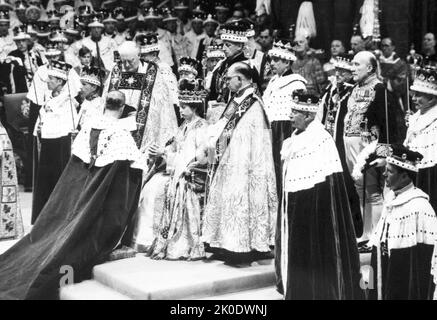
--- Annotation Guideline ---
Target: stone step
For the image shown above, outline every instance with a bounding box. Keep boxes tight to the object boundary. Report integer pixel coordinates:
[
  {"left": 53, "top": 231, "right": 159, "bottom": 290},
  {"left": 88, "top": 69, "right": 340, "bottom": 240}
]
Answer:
[
  {"left": 199, "top": 286, "right": 283, "bottom": 300},
  {"left": 59, "top": 280, "right": 132, "bottom": 300},
  {"left": 92, "top": 255, "right": 276, "bottom": 300}
]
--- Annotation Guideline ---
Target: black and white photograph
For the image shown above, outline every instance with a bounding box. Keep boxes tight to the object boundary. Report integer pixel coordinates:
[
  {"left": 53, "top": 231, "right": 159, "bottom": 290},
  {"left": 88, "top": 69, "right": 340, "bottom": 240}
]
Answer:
[{"left": 0, "top": 0, "right": 436, "bottom": 305}]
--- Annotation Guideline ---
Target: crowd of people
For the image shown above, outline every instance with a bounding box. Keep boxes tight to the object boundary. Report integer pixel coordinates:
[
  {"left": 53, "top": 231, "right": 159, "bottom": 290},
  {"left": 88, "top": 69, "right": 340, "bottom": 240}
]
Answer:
[{"left": 0, "top": 0, "right": 436, "bottom": 300}]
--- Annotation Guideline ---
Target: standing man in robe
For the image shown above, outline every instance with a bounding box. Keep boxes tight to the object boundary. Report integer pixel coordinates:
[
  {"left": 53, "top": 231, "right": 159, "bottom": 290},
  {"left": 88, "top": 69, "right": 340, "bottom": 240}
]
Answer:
[
  {"left": 404, "top": 66, "right": 437, "bottom": 213},
  {"left": 280, "top": 90, "right": 363, "bottom": 300},
  {"left": 32, "top": 60, "right": 78, "bottom": 224},
  {"left": 368, "top": 144, "right": 437, "bottom": 299},
  {"left": 262, "top": 38, "right": 306, "bottom": 294},
  {"left": 202, "top": 62, "right": 277, "bottom": 265}
]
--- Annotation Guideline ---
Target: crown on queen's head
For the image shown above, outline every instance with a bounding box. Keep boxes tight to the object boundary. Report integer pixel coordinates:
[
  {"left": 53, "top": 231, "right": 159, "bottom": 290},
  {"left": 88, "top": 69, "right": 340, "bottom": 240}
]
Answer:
[
  {"left": 178, "top": 78, "right": 206, "bottom": 104},
  {"left": 410, "top": 66, "right": 437, "bottom": 96}
]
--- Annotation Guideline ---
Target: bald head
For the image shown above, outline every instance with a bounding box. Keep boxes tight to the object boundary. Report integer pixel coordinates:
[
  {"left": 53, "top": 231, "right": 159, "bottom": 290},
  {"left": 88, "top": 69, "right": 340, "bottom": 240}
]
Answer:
[{"left": 352, "top": 51, "right": 377, "bottom": 83}]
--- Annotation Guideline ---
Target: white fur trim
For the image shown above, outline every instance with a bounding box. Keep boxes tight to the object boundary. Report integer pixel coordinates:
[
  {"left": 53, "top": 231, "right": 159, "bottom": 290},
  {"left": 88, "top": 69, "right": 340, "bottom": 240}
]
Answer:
[
  {"left": 220, "top": 33, "right": 247, "bottom": 43},
  {"left": 268, "top": 47, "right": 296, "bottom": 61}
]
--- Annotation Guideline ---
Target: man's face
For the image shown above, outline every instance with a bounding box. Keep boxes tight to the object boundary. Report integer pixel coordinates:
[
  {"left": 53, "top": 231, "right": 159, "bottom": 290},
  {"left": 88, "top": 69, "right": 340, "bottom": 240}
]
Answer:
[
  {"left": 49, "top": 20, "right": 60, "bottom": 30},
  {"left": 80, "top": 53, "right": 92, "bottom": 66},
  {"left": 16, "top": 39, "right": 28, "bottom": 52},
  {"left": 270, "top": 56, "right": 289, "bottom": 76},
  {"left": 104, "top": 22, "right": 116, "bottom": 35},
  {"left": 206, "top": 57, "right": 221, "bottom": 70},
  {"left": 47, "top": 75, "right": 62, "bottom": 91},
  {"left": 216, "top": 10, "right": 228, "bottom": 24},
  {"left": 90, "top": 26, "right": 103, "bottom": 39},
  {"left": 191, "top": 20, "right": 203, "bottom": 35},
  {"left": 121, "top": 53, "right": 140, "bottom": 72},
  {"left": 351, "top": 36, "right": 364, "bottom": 54},
  {"left": 0, "top": 22, "right": 9, "bottom": 36},
  {"left": 331, "top": 40, "right": 344, "bottom": 57},
  {"left": 258, "top": 30, "right": 272, "bottom": 50},
  {"left": 352, "top": 54, "right": 370, "bottom": 83},
  {"left": 381, "top": 39, "right": 395, "bottom": 58},
  {"left": 383, "top": 163, "right": 406, "bottom": 190},
  {"left": 204, "top": 23, "right": 217, "bottom": 37},
  {"left": 165, "top": 20, "right": 177, "bottom": 34},
  {"left": 179, "top": 103, "right": 195, "bottom": 120},
  {"left": 80, "top": 81, "right": 98, "bottom": 98},
  {"left": 411, "top": 91, "right": 437, "bottom": 112},
  {"left": 423, "top": 33, "right": 436, "bottom": 51},
  {"left": 293, "top": 35, "right": 309, "bottom": 53},
  {"left": 225, "top": 69, "right": 241, "bottom": 93},
  {"left": 223, "top": 40, "right": 242, "bottom": 58},
  {"left": 289, "top": 109, "right": 309, "bottom": 131},
  {"left": 335, "top": 68, "right": 353, "bottom": 84}
]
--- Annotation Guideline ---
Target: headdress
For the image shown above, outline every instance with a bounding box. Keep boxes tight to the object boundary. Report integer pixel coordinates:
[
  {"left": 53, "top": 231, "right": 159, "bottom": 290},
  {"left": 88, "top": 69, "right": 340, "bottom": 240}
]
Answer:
[
  {"left": 334, "top": 54, "right": 354, "bottom": 71},
  {"left": 203, "top": 13, "right": 218, "bottom": 26},
  {"left": 0, "top": 0, "right": 12, "bottom": 11},
  {"left": 88, "top": 15, "right": 104, "bottom": 28},
  {"left": 206, "top": 42, "right": 225, "bottom": 59},
  {"left": 268, "top": 39, "right": 296, "bottom": 62},
  {"left": 12, "top": 25, "right": 30, "bottom": 41},
  {"left": 174, "top": 0, "right": 188, "bottom": 10},
  {"left": 64, "top": 17, "right": 80, "bottom": 35},
  {"left": 44, "top": 41, "right": 61, "bottom": 57},
  {"left": 410, "top": 66, "right": 437, "bottom": 96},
  {"left": 386, "top": 144, "right": 423, "bottom": 172},
  {"left": 178, "top": 78, "right": 206, "bottom": 104},
  {"left": 0, "top": 10, "right": 9, "bottom": 23},
  {"left": 136, "top": 33, "right": 159, "bottom": 54},
  {"left": 292, "top": 90, "right": 320, "bottom": 113},
  {"left": 48, "top": 60, "right": 72, "bottom": 81},
  {"left": 80, "top": 66, "right": 104, "bottom": 87},
  {"left": 178, "top": 56, "right": 199, "bottom": 76},
  {"left": 49, "top": 28, "right": 67, "bottom": 43},
  {"left": 144, "top": 8, "right": 160, "bottom": 20},
  {"left": 47, "top": 10, "right": 60, "bottom": 22},
  {"left": 162, "top": 8, "right": 177, "bottom": 23},
  {"left": 102, "top": 10, "right": 117, "bottom": 23},
  {"left": 220, "top": 20, "right": 248, "bottom": 43}
]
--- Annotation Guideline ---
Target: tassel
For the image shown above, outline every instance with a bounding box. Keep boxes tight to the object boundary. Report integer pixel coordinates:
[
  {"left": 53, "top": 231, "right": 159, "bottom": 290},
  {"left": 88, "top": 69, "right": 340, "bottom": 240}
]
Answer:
[{"left": 295, "top": 1, "right": 317, "bottom": 39}]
